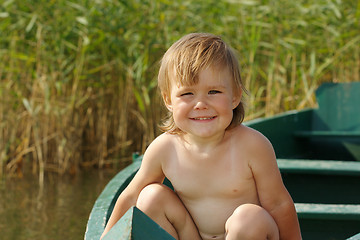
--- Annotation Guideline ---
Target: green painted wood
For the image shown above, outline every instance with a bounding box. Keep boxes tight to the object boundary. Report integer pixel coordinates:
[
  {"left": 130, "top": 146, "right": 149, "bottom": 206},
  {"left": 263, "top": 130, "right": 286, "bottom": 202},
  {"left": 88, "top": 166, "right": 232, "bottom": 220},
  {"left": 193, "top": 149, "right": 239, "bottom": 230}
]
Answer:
[
  {"left": 309, "top": 82, "right": 360, "bottom": 161},
  {"left": 102, "top": 206, "right": 175, "bottom": 240},
  {"left": 294, "top": 131, "right": 360, "bottom": 138},
  {"left": 295, "top": 203, "right": 360, "bottom": 220},
  {"left": 84, "top": 161, "right": 141, "bottom": 240},
  {"left": 295, "top": 203, "right": 360, "bottom": 239},
  {"left": 296, "top": 203, "right": 360, "bottom": 240},
  {"left": 313, "top": 82, "right": 360, "bottom": 132},
  {"left": 247, "top": 82, "right": 360, "bottom": 161},
  {"left": 293, "top": 129, "right": 360, "bottom": 162},
  {"left": 344, "top": 142, "right": 360, "bottom": 162},
  {"left": 278, "top": 159, "right": 360, "bottom": 204},
  {"left": 347, "top": 233, "right": 360, "bottom": 240},
  {"left": 245, "top": 109, "right": 314, "bottom": 158},
  {"left": 277, "top": 159, "right": 360, "bottom": 175},
  {"left": 132, "top": 207, "right": 176, "bottom": 240},
  {"left": 102, "top": 206, "right": 133, "bottom": 240},
  {"left": 299, "top": 217, "right": 360, "bottom": 240},
  {"left": 281, "top": 171, "right": 360, "bottom": 204}
]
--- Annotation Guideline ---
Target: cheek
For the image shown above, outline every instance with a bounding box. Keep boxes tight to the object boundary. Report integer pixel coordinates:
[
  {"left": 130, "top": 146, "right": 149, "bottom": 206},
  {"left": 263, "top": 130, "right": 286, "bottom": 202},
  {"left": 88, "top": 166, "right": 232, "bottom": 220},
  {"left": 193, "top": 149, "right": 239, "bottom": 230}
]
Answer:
[
  {"left": 213, "top": 97, "right": 233, "bottom": 110},
  {"left": 172, "top": 103, "right": 189, "bottom": 120},
  {"left": 170, "top": 99, "right": 184, "bottom": 112},
  {"left": 172, "top": 98, "right": 190, "bottom": 109}
]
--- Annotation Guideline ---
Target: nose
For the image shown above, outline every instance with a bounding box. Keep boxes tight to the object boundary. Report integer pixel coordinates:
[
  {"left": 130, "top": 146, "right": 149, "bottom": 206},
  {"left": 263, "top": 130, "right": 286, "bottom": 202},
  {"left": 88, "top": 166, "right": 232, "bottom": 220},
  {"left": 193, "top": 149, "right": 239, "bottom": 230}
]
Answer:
[{"left": 194, "top": 97, "right": 208, "bottom": 110}]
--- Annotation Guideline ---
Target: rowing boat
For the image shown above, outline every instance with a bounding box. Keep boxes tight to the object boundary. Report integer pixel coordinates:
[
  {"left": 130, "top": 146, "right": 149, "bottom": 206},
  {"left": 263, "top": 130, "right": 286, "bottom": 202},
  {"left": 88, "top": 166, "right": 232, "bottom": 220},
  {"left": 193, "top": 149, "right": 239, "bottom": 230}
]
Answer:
[
  {"left": 85, "top": 82, "right": 360, "bottom": 240},
  {"left": 245, "top": 82, "right": 360, "bottom": 239}
]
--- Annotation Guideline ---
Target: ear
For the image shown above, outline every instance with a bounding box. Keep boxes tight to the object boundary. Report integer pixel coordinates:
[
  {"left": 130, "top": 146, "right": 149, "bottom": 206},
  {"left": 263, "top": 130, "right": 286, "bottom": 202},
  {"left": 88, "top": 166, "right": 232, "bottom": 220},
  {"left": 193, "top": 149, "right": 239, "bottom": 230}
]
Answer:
[
  {"left": 162, "top": 93, "right": 173, "bottom": 112},
  {"left": 232, "top": 90, "right": 242, "bottom": 109}
]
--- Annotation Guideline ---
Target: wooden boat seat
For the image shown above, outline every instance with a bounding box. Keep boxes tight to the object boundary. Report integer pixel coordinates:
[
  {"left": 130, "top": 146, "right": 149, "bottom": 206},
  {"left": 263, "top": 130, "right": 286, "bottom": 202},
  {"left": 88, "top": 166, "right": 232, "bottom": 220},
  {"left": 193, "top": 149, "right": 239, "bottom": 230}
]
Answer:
[
  {"left": 278, "top": 158, "right": 360, "bottom": 205},
  {"left": 277, "top": 158, "right": 360, "bottom": 176},
  {"left": 295, "top": 203, "right": 360, "bottom": 220},
  {"left": 293, "top": 82, "right": 360, "bottom": 141},
  {"left": 292, "top": 130, "right": 360, "bottom": 161},
  {"left": 293, "top": 130, "right": 360, "bottom": 139}
]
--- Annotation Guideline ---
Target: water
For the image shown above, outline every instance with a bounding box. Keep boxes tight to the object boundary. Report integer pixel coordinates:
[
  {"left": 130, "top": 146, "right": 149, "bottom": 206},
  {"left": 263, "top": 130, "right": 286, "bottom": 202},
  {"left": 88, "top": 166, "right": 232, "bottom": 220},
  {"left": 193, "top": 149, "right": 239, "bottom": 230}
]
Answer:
[{"left": 0, "top": 168, "right": 118, "bottom": 240}]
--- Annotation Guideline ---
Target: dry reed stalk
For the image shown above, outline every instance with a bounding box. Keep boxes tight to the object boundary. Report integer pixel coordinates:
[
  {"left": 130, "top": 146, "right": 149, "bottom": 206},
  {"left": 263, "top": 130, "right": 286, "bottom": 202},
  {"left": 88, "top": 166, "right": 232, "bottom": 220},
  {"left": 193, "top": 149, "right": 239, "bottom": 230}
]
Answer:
[
  {"left": 114, "top": 69, "right": 135, "bottom": 162},
  {"left": 0, "top": 99, "right": 4, "bottom": 178},
  {"left": 265, "top": 54, "right": 275, "bottom": 117},
  {"left": 1, "top": 0, "right": 358, "bottom": 177},
  {"left": 273, "top": 63, "right": 283, "bottom": 114},
  {"left": 290, "top": 53, "right": 297, "bottom": 107},
  {"left": 0, "top": 57, "right": 4, "bottom": 176},
  {"left": 355, "top": 46, "right": 360, "bottom": 82},
  {"left": 297, "top": 53, "right": 317, "bottom": 110},
  {"left": 98, "top": 107, "right": 108, "bottom": 168}
]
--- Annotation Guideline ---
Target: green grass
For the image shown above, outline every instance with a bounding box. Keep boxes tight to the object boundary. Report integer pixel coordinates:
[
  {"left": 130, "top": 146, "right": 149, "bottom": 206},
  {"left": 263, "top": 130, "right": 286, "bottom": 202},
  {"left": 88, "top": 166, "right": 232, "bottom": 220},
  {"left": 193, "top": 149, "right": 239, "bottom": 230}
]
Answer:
[{"left": 0, "top": 0, "right": 359, "bottom": 178}]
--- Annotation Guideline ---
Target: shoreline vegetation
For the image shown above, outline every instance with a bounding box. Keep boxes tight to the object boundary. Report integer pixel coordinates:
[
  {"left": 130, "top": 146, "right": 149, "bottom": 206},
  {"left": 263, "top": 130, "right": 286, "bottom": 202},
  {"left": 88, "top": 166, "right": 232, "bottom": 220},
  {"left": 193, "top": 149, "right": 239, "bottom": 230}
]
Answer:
[{"left": 1, "top": 0, "right": 359, "bottom": 181}]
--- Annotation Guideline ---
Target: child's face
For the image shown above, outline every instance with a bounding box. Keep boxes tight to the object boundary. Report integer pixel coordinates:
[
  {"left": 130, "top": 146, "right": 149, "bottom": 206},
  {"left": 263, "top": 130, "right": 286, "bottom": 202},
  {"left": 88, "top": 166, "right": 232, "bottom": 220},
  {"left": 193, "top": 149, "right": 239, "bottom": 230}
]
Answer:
[{"left": 165, "top": 67, "right": 241, "bottom": 139}]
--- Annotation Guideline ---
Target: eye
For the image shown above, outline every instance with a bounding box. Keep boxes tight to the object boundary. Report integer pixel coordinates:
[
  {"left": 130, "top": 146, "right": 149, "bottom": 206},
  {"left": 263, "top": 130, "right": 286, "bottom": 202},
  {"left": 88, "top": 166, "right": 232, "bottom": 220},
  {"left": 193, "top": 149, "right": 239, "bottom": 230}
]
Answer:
[
  {"left": 180, "top": 92, "right": 193, "bottom": 96},
  {"left": 209, "top": 90, "right": 221, "bottom": 95}
]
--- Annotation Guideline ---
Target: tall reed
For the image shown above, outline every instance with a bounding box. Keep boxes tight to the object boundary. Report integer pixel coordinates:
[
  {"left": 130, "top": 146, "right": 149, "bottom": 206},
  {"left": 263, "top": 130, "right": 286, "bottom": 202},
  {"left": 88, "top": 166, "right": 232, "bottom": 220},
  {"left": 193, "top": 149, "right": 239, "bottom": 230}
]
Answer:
[{"left": 0, "top": 0, "right": 359, "bottom": 179}]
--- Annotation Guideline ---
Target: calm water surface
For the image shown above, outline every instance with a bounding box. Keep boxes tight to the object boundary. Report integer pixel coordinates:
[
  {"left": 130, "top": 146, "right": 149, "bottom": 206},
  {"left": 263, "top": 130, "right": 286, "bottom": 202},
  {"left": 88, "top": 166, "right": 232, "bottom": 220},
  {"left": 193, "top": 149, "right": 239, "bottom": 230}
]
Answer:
[{"left": 0, "top": 168, "right": 118, "bottom": 240}]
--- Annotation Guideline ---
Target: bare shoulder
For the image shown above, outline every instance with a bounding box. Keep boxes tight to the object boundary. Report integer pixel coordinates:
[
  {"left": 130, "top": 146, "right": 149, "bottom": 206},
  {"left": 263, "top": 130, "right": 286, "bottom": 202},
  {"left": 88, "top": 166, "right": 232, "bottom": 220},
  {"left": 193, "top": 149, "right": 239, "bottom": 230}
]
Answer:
[
  {"left": 130, "top": 133, "right": 178, "bottom": 185},
  {"left": 230, "top": 124, "right": 276, "bottom": 165},
  {"left": 144, "top": 133, "right": 177, "bottom": 158},
  {"left": 231, "top": 124, "right": 273, "bottom": 149},
  {"left": 141, "top": 133, "right": 178, "bottom": 168}
]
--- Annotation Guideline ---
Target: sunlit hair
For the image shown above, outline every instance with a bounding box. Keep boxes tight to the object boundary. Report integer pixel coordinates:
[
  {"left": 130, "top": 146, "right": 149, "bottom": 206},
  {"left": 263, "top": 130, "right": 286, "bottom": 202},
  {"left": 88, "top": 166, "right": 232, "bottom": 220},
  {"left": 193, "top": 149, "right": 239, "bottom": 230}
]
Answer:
[{"left": 158, "top": 33, "right": 246, "bottom": 134}]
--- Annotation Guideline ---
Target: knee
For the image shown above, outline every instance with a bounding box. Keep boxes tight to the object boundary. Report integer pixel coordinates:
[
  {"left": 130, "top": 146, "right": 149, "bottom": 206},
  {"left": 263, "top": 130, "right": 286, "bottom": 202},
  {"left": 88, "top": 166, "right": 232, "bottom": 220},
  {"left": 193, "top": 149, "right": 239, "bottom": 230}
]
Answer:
[
  {"left": 136, "top": 183, "right": 172, "bottom": 212},
  {"left": 225, "top": 204, "right": 279, "bottom": 240}
]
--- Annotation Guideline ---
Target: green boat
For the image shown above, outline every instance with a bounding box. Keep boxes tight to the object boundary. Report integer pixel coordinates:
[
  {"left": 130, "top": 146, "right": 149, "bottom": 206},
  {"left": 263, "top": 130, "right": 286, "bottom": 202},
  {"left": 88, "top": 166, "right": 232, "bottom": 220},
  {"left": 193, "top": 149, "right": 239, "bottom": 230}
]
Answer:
[{"left": 85, "top": 82, "right": 360, "bottom": 240}]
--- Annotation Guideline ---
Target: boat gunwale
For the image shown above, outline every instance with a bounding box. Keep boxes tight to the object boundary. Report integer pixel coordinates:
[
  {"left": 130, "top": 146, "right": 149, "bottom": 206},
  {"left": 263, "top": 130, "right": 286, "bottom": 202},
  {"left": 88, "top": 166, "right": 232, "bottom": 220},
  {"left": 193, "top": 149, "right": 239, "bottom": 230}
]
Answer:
[{"left": 84, "top": 161, "right": 141, "bottom": 240}]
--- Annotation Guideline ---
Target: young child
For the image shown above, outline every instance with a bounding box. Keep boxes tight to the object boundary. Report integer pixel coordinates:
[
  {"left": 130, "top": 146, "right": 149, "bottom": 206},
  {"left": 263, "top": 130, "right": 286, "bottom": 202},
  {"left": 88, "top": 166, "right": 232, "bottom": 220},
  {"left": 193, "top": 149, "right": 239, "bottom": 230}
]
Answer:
[{"left": 101, "top": 33, "right": 302, "bottom": 240}]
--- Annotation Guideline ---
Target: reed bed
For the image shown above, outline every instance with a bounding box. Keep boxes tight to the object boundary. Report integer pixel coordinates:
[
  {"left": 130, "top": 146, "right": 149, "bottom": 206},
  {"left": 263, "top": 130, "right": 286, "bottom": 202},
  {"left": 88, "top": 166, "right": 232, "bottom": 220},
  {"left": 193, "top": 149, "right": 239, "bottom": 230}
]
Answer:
[{"left": 0, "top": 0, "right": 359, "bottom": 180}]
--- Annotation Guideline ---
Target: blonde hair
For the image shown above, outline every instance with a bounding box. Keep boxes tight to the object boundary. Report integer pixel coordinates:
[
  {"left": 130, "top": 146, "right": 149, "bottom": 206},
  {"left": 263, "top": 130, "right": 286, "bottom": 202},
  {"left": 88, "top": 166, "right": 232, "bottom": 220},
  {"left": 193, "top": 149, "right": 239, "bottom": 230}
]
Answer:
[{"left": 158, "top": 33, "right": 246, "bottom": 134}]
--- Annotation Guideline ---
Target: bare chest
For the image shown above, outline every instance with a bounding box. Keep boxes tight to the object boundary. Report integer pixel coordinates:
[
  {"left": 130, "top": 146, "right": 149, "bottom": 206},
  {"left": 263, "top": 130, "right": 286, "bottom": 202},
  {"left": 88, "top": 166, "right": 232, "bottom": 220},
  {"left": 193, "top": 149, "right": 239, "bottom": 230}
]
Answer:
[
  {"left": 163, "top": 150, "right": 256, "bottom": 200},
  {"left": 161, "top": 140, "right": 260, "bottom": 236}
]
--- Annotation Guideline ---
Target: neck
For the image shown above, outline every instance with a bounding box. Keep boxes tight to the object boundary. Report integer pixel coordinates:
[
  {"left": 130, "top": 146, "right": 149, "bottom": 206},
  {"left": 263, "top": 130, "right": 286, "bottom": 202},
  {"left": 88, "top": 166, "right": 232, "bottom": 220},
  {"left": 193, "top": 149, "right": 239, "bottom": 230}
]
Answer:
[{"left": 180, "top": 131, "right": 228, "bottom": 153}]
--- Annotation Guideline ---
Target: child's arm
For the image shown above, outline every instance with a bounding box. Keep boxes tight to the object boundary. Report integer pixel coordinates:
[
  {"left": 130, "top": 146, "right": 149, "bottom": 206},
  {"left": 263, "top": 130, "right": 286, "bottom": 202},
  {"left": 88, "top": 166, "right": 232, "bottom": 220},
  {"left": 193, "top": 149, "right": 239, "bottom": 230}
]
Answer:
[
  {"left": 248, "top": 131, "right": 302, "bottom": 240},
  {"left": 100, "top": 135, "right": 168, "bottom": 239}
]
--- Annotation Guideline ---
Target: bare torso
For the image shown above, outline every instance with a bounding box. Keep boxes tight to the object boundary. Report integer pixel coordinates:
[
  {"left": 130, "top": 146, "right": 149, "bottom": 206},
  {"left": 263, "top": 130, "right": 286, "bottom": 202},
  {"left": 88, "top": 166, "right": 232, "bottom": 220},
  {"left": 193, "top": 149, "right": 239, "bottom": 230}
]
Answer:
[
  {"left": 104, "top": 123, "right": 300, "bottom": 240},
  {"left": 162, "top": 125, "right": 260, "bottom": 238}
]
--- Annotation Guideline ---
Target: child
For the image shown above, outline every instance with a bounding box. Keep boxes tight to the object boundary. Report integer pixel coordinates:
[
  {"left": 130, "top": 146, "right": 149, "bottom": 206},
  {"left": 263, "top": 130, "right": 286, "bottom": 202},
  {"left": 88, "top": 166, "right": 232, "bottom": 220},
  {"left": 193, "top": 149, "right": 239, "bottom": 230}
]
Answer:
[{"left": 101, "top": 33, "right": 302, "bottom": 240}]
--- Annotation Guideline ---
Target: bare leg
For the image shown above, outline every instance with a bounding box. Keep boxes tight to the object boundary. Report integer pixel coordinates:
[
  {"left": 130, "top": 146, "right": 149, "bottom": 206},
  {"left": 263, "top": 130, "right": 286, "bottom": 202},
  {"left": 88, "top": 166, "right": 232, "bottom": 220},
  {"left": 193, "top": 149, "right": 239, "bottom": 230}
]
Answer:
[
  {"left": 136, "top": 183, "right": 202, "bottom": 240},
  {"left": 225, "top": 204, "right": 279, "bottom": 240}
]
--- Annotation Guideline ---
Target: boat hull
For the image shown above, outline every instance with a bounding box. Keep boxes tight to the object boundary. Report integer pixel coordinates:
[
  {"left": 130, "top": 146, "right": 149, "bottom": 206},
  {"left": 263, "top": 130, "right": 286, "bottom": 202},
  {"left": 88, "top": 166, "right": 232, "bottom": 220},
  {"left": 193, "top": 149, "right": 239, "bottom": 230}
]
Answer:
[{"left": 86, "top": 82, "right": 360, "bottom": 240}]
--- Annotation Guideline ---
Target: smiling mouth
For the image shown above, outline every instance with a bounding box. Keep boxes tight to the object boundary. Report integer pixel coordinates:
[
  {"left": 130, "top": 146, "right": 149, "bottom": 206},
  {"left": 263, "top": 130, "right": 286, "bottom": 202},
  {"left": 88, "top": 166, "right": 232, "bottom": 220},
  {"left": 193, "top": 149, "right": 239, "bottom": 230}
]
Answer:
[{"left": 191, "top": 116, "right": 216, "bottom": 120}]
